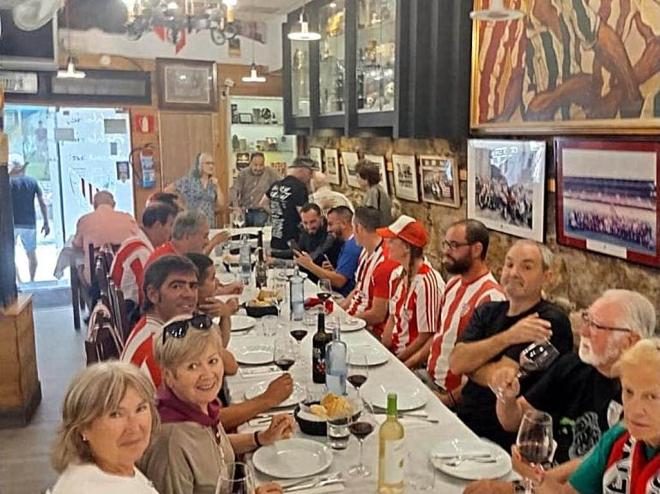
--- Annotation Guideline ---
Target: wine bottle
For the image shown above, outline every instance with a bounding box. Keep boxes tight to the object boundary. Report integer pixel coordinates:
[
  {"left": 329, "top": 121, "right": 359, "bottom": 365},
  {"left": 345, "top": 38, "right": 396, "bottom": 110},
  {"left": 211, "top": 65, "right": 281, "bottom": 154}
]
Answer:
[
  {"left": 325, "top": 321, "right": 347, "bottom": 395},
  {"left": 255, "top": 231, "right": 268, "bottom": 288},
  {"left": 312, "top": 313, "right": 332, "bottom": 384},
  {"left": 378, "top": 393, "right": 405, "bottom": 494}
]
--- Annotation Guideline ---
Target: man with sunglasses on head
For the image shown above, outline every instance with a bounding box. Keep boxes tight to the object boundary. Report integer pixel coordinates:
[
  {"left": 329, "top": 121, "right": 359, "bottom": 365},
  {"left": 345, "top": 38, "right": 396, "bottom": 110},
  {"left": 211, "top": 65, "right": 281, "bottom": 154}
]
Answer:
[{"left": 464, "top": 289, "right": 656, "bottom": 494}]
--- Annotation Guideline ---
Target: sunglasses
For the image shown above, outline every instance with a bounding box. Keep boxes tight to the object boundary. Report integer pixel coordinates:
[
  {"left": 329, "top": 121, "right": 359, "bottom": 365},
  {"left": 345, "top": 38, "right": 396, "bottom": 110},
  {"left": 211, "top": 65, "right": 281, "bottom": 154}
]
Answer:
[{"left": 162, "top": 314, "right": 213, "bottom": 343}]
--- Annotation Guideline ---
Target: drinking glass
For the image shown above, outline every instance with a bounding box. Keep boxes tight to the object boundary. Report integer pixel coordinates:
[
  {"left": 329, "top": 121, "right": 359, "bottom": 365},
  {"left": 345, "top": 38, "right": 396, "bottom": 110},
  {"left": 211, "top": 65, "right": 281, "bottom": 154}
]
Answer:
[
  {"left": 347, "top": 351, "right": 369, "bottom": 401},
  {"left": 318, "top": 278, "right": 332, "bottom": 312},
  {"left": 273, "top": 335, "right": 297, "bottom": 372},
  {"left": 326, "top": 393, "right": 360, "bottom": 451},
  {"left": 232, "top": 209, "right": 246, "bottom": 229},
  {"left": 260, "top": 315, "right": 278, "bottom": 338},
  {"left": 348, "top": 400, "right": 376, "bottom": 477},
  {"left": 516, "top": 411, "right": 553, "bottom": 494},
  {"left": 289, "top": 325, "right": 308, "bottom": 363},
  {"left": 215, "top": 461, "right": 255, "bottom": 494}
]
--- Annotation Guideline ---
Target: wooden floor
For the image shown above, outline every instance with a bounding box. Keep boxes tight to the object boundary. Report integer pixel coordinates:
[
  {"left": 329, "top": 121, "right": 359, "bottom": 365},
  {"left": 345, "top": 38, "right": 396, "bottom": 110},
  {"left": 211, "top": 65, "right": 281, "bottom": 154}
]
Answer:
[{"left": 0, "top": 306, "right": 85, "bottom": 494}]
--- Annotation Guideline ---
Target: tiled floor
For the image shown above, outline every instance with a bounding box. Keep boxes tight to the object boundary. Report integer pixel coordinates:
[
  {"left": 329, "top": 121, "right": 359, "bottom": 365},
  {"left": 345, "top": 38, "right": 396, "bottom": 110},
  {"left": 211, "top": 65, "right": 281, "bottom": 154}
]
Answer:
[{"left": 0, "top": 307, "right": 85, "bottom": 494}]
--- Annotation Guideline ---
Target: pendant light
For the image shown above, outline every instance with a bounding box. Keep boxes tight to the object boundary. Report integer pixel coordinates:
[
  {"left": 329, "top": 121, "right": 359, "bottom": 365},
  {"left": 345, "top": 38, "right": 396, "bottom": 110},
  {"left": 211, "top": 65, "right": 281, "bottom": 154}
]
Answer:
[
  {"left": 57, "top": 1, "right": 86, "bottom": 79},
  {"left": 241, "top": 0, "right": 266, "bottom": 83},
  {"left": 470, "top": 0, "right": 524, "bottom": 21},
  {"left": 287, "top": 9, "right": 321, "bottom": 41}
]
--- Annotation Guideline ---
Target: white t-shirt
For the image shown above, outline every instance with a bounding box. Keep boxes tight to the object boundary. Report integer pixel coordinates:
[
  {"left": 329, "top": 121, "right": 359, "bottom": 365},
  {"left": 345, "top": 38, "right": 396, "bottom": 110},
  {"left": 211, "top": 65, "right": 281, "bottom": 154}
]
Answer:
[{"left": 51, "top": 463, "right": 159, "bottom": 494}]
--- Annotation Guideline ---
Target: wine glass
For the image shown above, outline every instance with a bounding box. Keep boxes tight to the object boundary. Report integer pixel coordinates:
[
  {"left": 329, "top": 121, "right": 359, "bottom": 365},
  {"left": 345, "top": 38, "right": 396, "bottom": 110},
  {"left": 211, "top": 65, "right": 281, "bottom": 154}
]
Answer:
[
  {"left": 348, "top": 400, "right": 376, "bottom": 478},
  {"left": 317, "top": 278, "right": 332, "bottom": 312},
  {"left": 273, "top": 335, "right": 297, "bottom": 372},
  {"left": 516, "top": 411, "right": 553, "bottom": 494},
  {"left": 289, "top": 325, "right": 308, "bottom": 361},
  {"left": 215, "top": 461, "right": 255, "bottom": 494},
  {"left": 232, "top": 209, "right": 246, "bottom": 229},
  {"left": 347, "top": 350, "right": 369, "bottom": 401}
]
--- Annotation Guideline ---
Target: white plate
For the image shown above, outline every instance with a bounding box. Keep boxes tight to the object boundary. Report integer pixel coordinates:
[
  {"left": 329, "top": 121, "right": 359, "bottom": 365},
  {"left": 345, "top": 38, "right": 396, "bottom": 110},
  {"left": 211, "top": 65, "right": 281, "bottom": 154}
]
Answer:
[
  {"left": 230, "top": 315, "right": 256, "bottom": 332},
  {"left": 244, "top": 381, "right": 305, "bottom": 408},
  {"left": 361, "top": 381, "right": 427, "bottom": 411},
  {"left": 230, "top": 338, "right": 273, "bottom": 365},
  {"left": 252, "top": 438, "right": 333, "bottom": 479},
  {"left": 347, "top": 344, "right": 389, "bottom": 366},
  {"left": 430, "top": 439, "right": 512, "bottom": 480},
  {"left": 340, "top": 317, "right": 367, "bottom": 332}
]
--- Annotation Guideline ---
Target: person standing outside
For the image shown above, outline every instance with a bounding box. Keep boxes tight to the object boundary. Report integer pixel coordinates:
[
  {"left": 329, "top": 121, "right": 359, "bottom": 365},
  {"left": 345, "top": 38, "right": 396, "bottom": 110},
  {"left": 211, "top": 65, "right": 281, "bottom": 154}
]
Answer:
[
  {"left": 229, "top": 152, "right": 279, "bottom": 227},
  {"left": 166, "top": 152, "right": 224, "bottom": 228},
  {"left": 8, "top": 154, "right": 50, "bottom": 282}
]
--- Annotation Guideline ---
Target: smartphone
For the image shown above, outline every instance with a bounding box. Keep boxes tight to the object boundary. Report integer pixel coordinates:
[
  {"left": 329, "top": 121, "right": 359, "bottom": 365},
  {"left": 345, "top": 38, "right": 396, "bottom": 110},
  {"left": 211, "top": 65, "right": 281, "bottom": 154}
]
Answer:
[{"left": 287, "top": 239, "right": 301, "bottom": 252}]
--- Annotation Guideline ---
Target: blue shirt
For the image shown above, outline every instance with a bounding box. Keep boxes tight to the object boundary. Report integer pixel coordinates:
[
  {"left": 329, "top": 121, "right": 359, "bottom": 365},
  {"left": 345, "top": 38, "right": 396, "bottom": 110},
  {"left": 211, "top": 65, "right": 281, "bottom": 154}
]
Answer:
[{"left": 335, "top": 235, "right": 361, "bottom": 296}]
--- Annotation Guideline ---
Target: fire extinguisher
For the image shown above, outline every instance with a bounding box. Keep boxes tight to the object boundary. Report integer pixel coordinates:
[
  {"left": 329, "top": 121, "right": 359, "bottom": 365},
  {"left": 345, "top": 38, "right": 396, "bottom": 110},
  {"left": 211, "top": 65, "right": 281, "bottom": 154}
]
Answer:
[{"left": 130, "top": 144, "right": 157, "bottom": 189}]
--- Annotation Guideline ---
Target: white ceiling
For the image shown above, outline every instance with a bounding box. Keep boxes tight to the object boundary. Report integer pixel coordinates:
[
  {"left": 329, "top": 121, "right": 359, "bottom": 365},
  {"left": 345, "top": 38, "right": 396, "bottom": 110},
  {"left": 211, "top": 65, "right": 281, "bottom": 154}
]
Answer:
[{"left": 235, "top": 0, "right": 307, "bottom": 19}]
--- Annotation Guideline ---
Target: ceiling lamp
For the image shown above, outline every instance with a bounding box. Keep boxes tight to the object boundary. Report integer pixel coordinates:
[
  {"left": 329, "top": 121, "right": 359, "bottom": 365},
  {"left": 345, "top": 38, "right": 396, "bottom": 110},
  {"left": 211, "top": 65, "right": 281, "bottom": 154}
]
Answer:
[
  {"left": 242, "top": 63, "right": 266, "bottom": 83},
  {"left": 288, "top": 11, "right": 320, "bottom": 41},
  {"left": 57, "top": 56, "right": 86, "bottom": 79},
  {"left": 470, "top": 0, "right": 524, "bottom": 21}
]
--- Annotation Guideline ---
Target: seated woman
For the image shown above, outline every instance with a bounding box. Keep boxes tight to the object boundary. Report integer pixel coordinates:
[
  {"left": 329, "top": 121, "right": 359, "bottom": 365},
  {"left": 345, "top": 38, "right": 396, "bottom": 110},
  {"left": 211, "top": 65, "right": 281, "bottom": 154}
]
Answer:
[
  {"left": 50, "top": 362, "right": 159, "bottom": 494},
  {"left": 140, "top": 315, "right": 295, "bottom": 494},
  {"left": 513, "top": 338, "right": 660, "bottom": 494}
]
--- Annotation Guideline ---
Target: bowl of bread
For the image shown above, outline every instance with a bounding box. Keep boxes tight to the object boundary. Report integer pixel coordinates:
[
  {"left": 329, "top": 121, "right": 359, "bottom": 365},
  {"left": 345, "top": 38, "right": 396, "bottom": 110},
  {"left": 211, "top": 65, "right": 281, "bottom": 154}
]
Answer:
[
  {"left": 294, "top": 392, "right": 362, "bottom": 436},
  {"left": 245, "top": 288, "right": 281, "bottom": 318}
]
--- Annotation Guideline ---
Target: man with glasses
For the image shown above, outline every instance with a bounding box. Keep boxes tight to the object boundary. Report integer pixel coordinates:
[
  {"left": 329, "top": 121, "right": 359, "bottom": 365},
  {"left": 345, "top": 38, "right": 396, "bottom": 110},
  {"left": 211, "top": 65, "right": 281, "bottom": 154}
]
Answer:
[
  {"left": 407, "top": 220, "right": 505, "bottom": 407},
  {"left": 464, "top": 289, "right": 656, "bottom": 494}
]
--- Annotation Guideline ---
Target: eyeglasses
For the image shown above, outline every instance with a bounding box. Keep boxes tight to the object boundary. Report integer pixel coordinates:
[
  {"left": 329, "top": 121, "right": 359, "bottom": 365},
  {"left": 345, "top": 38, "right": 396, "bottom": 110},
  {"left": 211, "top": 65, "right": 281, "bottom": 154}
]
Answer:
[
  {"left": 442, "top": 240, "right": 474, "bottom": 250},
  {"left": 162, "top": 314, "right": 213, "bottom": 343},
  {"left": 579, "top": 310, "right": 631, "bottom": 333}
]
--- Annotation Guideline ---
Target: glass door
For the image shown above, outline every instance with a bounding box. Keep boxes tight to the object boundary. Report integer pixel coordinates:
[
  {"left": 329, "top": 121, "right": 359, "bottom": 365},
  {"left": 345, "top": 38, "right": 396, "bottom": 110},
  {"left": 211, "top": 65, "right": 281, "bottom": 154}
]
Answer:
[{"left": 318, "top": 0, "right": 346, "bottom": 115}]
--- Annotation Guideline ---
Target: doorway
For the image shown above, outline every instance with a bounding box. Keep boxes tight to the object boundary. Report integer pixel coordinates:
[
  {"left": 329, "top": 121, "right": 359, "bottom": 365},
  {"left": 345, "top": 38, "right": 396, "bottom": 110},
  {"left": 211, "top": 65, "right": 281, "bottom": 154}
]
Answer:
[{"left": 5, "top": 104, "right": 135, "bottom": 288}]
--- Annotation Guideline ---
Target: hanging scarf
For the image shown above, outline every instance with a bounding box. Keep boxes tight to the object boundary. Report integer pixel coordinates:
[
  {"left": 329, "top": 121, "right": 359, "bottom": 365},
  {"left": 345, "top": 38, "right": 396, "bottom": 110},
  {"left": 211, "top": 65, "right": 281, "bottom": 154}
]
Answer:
[{"left": 157, "top": 385, "right": 221, "bottom": 427}]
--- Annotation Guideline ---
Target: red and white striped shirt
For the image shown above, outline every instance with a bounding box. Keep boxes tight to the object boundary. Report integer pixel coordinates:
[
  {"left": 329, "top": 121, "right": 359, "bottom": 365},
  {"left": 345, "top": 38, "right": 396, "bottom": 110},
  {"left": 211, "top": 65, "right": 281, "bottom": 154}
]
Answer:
[
  {"left": 110, "top": 229, "right": 154, "bottom": 304},
  {"left": 427, "top": 272, "right": 505, "bottom": 391},
  {"left": 389, "top": 261, "right": 445, "bottom": 355},
  {"left": 121, "top": 314, "right": 164, "bottom": 388}
]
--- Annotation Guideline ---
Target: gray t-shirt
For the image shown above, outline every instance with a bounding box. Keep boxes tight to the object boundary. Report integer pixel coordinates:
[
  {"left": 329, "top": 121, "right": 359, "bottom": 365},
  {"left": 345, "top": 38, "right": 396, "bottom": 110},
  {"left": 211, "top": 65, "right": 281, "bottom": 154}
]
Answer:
[{"left": 363, "top": 184, "right": 392, "bottom": 226}]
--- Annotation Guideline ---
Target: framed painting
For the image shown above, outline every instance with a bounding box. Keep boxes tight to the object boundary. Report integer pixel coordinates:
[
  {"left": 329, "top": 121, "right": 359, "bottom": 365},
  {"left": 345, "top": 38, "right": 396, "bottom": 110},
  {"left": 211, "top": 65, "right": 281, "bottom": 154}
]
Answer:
[
  {"left": 392, "top": 154, "right": 419, "bottom": 202},
  {"left": 556, "top": 138, "right": 659, "bottom": 268},
  {"left": 156, "top": 58, "right": 217, "bottom": 112},
  {"left": 324, "top": 148, "right": 341, "bottom": 185},
  {"left": 467, "top": 139, "right": 546, "bottom": 242},
  {"left": 365, "top": 153, "right": 389, "bottom": 196},
  {"left": 470, "top": 0, "right": 660, "bottom": 134},
  {"left": 342, "top": 151, "right": 361, "bottom": 188},
  {"left": 419, "top": 155, "right": 460, "bottom": 208},
  {"left": 309, "top": 147, "right": 323, "bottom": 172}
]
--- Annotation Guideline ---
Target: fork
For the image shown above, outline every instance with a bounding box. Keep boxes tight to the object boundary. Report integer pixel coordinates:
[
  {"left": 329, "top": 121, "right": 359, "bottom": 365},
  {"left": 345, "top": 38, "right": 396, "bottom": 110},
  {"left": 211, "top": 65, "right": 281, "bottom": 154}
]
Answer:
[
  {"left": 283, "top": 473, "right": 344, "bottom": 492},
  {"left": 441, "top": 456, "right": 498, "bottom": 467}
]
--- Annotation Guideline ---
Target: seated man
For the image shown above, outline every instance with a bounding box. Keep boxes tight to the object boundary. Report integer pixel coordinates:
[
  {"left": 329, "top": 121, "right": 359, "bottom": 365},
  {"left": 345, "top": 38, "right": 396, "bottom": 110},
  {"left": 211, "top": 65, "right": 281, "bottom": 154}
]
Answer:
[
  {"left": 464, "top": 290, "right": 656, "bottom": 494},
  {"left": 122, "top": 255, "right": 293, "bottom": 431},
  {"left": 293, "top": 206, "right": 361, "bottom": 297},
  {"left": 145, "top": 191, "right": 184, "bottom": 213},
  {"left": 341, "top": 206, "right": 399, "bottom": 338},
  {"left": 297, "top": 203, "right": 341, "bottom": 282},
  {"left": 449, "top": 240, "right": 574, "bottom": 449}
]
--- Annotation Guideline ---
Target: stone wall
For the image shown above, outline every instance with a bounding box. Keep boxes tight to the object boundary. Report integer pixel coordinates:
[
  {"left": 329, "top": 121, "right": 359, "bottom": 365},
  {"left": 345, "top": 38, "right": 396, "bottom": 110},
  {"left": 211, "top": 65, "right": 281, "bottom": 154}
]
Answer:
[{"left": 309, "top": 136, "right": 659, "bottom": 328}]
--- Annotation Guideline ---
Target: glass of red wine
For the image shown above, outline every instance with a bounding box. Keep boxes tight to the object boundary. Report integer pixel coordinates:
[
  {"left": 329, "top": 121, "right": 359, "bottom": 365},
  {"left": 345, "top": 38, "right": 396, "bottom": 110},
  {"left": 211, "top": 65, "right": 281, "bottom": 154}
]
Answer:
[
  {"left": 516, "top": 410, "right": 553, "bottom": 494},
  {"left": 273, "top": 336, "right": 297, "bottom": 373},
  {"left": 317, "top": 279, "right": 333, "bottom": 313},
  {"left": 289, "top": 326, "right": 308, "bottom": 368},
  {"left": 347, "top": 400, "right": 376, "bottom": 478},
  {"left": 347, "top": 351, "right": 369, "bottom": 401}
]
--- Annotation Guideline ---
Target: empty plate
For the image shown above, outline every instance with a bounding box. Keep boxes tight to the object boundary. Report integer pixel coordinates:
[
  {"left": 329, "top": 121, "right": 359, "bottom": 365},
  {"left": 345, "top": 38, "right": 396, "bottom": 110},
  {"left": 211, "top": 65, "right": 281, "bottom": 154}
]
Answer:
[
  {"left": 340, "top": 317, "right": 367, "bottom": 332},
  {"left": 230, "top": 315, "right": 256, "bottom": 332},
  {"left": 347, "top": 344, "right": 389, "bottom": 366},
  {"left": 430, "top": 439, "right": 511, "bottom": 480},
  {"left": 361, "top": 381, "right": 427, "bottom": 411},
  {"left": 252, "top": 438, "right": 333, "bottom": 479},
  {"left": 244, "top": 381, "right": 305, "bottom": 408},
  {"left": 230, "top": 337, "right": 273, "bottom": 365}
]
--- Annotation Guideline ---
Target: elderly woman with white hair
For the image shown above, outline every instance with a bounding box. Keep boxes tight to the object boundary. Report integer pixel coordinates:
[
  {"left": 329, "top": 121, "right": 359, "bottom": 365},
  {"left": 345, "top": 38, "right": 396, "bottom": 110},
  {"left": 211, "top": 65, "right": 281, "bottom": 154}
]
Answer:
[
  {"left": 50, "top": 362, "right": 159, "bottom": 494},
  {"left": 140, "top": 314, "right": 294, "bottom": 494}
]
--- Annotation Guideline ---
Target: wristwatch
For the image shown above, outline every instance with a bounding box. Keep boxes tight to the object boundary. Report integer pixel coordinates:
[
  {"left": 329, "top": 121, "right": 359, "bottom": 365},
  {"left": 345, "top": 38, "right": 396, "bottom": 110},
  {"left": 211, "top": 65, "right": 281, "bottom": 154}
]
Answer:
[{"left": 512, "top": 480, "right": 526, "bottom": 493}]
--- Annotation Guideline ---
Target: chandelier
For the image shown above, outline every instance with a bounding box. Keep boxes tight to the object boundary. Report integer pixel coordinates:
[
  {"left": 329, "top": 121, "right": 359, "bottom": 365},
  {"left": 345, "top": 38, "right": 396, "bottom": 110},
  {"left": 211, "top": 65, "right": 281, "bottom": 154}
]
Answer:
[{"left": 125, "top": 0, "right": 239, "bottom": 46}]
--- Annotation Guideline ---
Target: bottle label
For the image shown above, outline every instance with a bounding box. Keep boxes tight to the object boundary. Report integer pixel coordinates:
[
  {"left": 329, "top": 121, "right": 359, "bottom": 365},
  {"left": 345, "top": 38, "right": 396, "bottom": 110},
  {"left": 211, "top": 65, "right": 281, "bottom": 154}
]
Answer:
[{"left": 382, "top": 439, "right": 405, "bottom": 485}]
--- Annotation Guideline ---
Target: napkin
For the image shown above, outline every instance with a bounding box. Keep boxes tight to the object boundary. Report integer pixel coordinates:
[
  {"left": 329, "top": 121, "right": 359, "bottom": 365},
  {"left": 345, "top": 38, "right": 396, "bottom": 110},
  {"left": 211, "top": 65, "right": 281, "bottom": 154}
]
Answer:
[{"left": 304, "top": 297, "right": 334, "bottom": 314}]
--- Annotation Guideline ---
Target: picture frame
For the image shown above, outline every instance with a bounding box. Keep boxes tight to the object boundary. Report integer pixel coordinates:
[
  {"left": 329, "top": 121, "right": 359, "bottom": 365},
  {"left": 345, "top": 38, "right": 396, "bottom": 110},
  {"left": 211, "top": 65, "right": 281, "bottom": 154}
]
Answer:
[
  {"left": 364, "top": 154, "right": 389, "bottom": 196},
  {"left": 324, "top": 148, "right": 341, "bottom": 185},
  {"left": 238, "top": 113, "right": 254, "bottom": 124},
  {"left": 467, "top": 139, "right": 546, "bottom": 242},
  {"left": 391, "top": 154, "right": 419, "bottom": 202},
  {"left": 309, "top": 147, "right": 323, "bottom": 172},
  {"left": 156, "top": 58, "right": 217, "bottom": 112},
  {"left": 419, "top": 155, "right": 459, "bottom": 208},
  {"left": 555, "top": 138, "right": 659, "bottom": 268},
  {"left": 342, "top": 151, "right": 360, "bottom": 188},
  {"left": 469, "top": 0, "right": 660, "bottom": 135}
]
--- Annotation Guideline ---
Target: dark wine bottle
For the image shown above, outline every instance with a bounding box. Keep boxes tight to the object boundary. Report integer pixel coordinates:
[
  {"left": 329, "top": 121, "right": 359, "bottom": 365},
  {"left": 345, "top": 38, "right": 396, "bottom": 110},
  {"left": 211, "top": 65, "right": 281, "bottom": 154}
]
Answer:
[
  {"left": 312, "top": 312, "right": 332, "bottom": 384},
  {"left": 255, "top": 231, "right": 268, "bottom": 289}
]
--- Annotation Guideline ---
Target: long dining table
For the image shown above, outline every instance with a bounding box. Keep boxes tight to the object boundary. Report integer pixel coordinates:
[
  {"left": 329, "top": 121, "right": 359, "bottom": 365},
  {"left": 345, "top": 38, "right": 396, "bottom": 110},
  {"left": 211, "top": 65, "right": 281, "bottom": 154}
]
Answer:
[{"left": 211, "top": 228, "right": 514, "bottom": 493}]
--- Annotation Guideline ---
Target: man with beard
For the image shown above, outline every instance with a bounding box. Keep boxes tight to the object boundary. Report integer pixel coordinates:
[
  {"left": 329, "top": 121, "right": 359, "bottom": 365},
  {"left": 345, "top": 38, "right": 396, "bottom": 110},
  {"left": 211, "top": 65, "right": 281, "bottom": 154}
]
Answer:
[
  {"left": 296, "top": 203, "right": 342, "bottom": 280},
  {"left": 463, "top": 289, "right": 656, "bottom": 494},
  {"left": 229, "top": 152, "right": 280, "bottom": 227},
  {"left": 408, "top": 220, "right": 506, "bottom": 408},
  {"left": 448, "top": 240, "right": 574, "bottom": 448}
]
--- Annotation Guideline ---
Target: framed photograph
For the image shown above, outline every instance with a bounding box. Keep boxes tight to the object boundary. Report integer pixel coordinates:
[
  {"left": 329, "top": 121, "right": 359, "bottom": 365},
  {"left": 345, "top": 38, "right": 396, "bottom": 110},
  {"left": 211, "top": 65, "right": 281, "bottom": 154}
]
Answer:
[
  {"left": 324, "top": 148, "right": 341, "bottom": 185},
  {"left": 309, "top": 147, "right": 323, "bottom": 171},
  {"left": 470, "top": 0, "right": 660, "bottom": 134},
  {"left": 556, "top": 139, "right": 659, "bottom": 268},
  {"left": 392, "top": 154, "right": 419, "bottom": 202},
  {"left": 238, "top": 113, "right": 253, "bottom": 124},
  {"left": 419, "top": 155, "right": 459, "bottom": 208},
  {"left": 365, "top": 154, "right": 389, "bottom": 196},
  {"left": 467, "top": 139, "right": 546, "bottom": 242},
  {"left": 156, "top": 58, "right": 217, "bottom": 112},
  {"left": 342, "top": 151, "right": 360, "bottom": 188}
]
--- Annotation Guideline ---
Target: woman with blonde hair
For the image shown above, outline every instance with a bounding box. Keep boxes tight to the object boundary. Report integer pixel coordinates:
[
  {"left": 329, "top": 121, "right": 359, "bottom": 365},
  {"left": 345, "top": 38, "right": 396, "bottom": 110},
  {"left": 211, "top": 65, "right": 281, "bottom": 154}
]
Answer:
[
  {"left": 50, "top": 361, "right": 159, "bottom": 494},
  {"left": 140, "top": 314, "right": 294, "bottom": 494}
]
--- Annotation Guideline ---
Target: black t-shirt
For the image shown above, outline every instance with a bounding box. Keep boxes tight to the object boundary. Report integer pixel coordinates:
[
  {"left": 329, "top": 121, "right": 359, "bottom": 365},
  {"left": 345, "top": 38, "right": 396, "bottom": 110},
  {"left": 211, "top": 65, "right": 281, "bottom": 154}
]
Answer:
[
  {"left": 524, "top": 352, "right": 621, "bottom": 464},
  {"left": 457, "top": 299, "right": 574, "bottom": 449},
  {"left": 9, "top": 175, "right": 42, "bottom": 227},
  {"left": 267, "top": 176, "right": 308, "bottom": 250},
  {"left": 297, "top": 219, "right": 342, "bottom": 265}
]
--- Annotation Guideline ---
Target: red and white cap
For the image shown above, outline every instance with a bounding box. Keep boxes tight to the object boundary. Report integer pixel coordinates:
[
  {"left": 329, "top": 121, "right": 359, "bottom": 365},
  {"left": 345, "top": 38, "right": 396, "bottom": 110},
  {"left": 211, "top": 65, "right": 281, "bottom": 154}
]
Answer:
[{"left": 377, "top": 215, "right": 428, "bottom": 248}]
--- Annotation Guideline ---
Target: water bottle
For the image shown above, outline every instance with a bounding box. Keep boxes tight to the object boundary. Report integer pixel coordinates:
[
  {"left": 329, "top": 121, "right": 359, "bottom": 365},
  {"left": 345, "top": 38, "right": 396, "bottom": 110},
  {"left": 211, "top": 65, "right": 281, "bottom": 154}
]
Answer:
[
  {"left": 239, "top": 234, "right": 251, "bottom": 285},
  {"left": 325, "top": 322, "right": 347, "bottom": 395},
  {"left": 289, "top": 266, "right": 304, "bottom": 321}
]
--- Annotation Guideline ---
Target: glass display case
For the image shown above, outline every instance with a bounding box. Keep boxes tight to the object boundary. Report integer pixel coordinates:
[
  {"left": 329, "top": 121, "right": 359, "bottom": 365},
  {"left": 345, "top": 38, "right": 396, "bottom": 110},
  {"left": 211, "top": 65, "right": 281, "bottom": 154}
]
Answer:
[
  {"left": 290, "top": 40, "right": 311, "bottom": 117},
  {"left": 356, "top": 0, "right": 396, "bottom": 113},
  {"left": 318, "top": 0, "right": 346, "bottom": 115}
]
